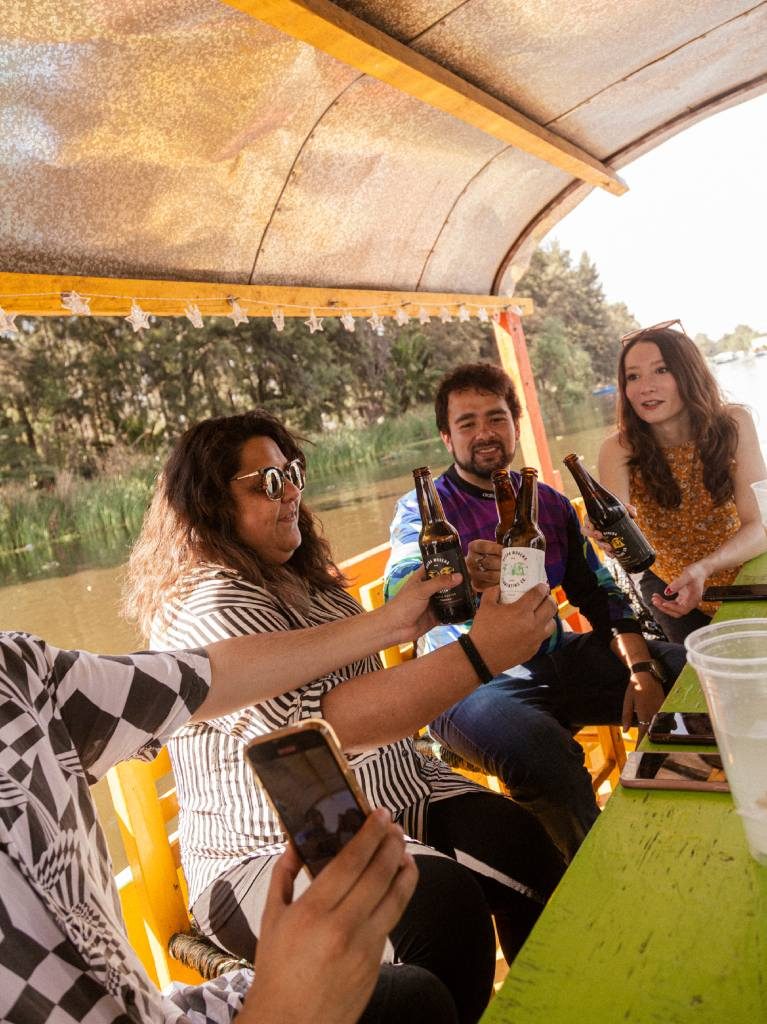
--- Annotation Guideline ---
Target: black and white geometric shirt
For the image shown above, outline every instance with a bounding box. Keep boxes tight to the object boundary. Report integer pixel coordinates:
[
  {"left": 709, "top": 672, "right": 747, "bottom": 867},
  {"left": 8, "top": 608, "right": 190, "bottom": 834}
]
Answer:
[
  {"left": 154, "top": 567, "right": 482, "bottom": 914},
  {"left": 0, "top": 631, "right": 253, "bottom": 1023}
]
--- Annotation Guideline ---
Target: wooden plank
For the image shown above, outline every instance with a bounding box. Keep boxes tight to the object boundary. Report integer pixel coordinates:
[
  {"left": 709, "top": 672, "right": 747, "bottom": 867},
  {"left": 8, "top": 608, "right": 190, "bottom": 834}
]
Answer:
[
  {"left": 224, "top": 0, "right": 627, "bottom": 195},
  {"left": 0, "top": 271, "right": 532, "bottom": 319}
]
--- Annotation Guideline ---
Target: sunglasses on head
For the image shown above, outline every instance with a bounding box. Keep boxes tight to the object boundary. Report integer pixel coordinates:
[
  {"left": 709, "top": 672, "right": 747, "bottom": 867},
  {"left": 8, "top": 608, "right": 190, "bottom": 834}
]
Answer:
[
  {"left": 233, "top": 457, "right": 306, "bottom": 500},
  {"left": 621, "top": 319, "right": 687, "bottom": 346}
]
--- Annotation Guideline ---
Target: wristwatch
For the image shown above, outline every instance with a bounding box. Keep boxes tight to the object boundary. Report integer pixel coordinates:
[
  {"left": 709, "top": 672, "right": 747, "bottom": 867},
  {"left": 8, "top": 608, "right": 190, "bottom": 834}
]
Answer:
[{"left": 629, "top": 659, "right": 666, "bottom": 683}]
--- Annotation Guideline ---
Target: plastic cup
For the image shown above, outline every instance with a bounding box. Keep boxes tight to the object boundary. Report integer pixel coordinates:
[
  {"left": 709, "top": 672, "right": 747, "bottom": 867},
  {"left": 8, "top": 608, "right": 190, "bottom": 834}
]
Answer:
[
  {"left": 752, "top": 480, "right": 767, "bottom": 529},
  {"left": 685, "top": 619, "right": 767, "bottom": 865}
]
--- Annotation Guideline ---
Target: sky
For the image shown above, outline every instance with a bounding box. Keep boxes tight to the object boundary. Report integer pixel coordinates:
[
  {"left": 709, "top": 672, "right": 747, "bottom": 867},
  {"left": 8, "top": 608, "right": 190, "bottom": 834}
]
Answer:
[{"left": 549, "top": 90, "right": 767, "bottom": 342}]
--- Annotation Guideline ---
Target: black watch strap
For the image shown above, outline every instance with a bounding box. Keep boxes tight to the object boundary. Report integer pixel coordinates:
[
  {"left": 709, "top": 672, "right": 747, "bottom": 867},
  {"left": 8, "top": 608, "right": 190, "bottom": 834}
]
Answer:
[{"left": 630, "top": 659, "right": 664, "bottom": 681}]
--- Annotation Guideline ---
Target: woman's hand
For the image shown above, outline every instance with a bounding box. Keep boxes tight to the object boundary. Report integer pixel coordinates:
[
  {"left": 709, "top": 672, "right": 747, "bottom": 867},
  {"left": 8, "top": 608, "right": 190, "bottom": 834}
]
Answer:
[
  {"left": 651, "top": 562, "right": 708, "bottom": 617},
  {"left": 240, "top": 809, "right": 417, "bottom": 1024},
  {"left": 581, "top": 504, "right": 639, "bottom": 559},
  {"left": 621, "top": 672, "right": 666, "bottom": 742},
  {"left": 384, "top": 570, "right": 462, "bottom": 642},
  {"left": 466, "top": 539, "right": 502, "bottom": 591}
]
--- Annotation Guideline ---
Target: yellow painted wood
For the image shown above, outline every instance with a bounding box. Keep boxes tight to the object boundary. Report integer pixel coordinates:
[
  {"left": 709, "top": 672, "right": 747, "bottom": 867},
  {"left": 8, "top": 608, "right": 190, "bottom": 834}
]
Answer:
[
  {"left": 0, "top": 271, "right": 533, "bottom": 319},
  {"left": 226, "top": 0, "right": 627, "bottom": 195},
  {"left": 483, "top": 551, "right": 767, "bottom": 1023}
]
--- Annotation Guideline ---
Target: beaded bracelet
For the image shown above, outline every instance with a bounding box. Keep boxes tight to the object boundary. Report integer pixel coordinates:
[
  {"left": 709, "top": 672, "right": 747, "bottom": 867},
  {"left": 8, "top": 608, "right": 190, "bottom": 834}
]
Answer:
[{"left": 457, "top": 633, "right": 494, "bottom": 685}]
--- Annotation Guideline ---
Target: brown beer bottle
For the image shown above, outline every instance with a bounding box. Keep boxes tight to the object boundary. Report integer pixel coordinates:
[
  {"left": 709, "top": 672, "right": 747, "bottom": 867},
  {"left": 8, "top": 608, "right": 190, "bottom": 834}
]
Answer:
[
  {"left": 492, "top": 468, "right": 517, "bottom": 543},
  {"left": 563, "top": 453, "right": 655, "bottom": 573},
  {"left": 499, "top": 467, "right": 547, "bottom": 604},
  {"left": 413, "top": 466, "right": 475, "bottom": 624}
]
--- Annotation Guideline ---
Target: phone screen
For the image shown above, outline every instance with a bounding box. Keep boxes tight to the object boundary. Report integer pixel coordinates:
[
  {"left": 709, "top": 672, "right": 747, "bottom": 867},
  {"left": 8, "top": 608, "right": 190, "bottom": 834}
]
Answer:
[
  {"left": 247, "top": 728, "right": 368, "bottom": 876},
  {"left": 702, "top": 583, "right": 767, "bottom": 601},
  {"left": 648, "top": 711, "right": 716, "bottom": 744},
  {"left": 620, "top": 751, "right": 729, "bottom": 792}
]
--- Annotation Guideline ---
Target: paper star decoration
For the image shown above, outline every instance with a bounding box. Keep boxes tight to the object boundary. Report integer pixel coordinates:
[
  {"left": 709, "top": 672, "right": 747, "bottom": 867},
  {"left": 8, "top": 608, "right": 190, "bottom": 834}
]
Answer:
[
  {"left": 61, "top": 291, "right": 91, "bottom": 316},
  {"left": 272, "top": 308, "right": 285, "bottom": 332},
  {"left": 367, "top": 311, "right": 385, "bottom": 332},
  {"left": 477, "top": 306, "right": 490, "bottom": 323},
  {"left": 0, "top": 306, "right": 18, "bottom": 334},
  {"left": 418, "top": 307, "right": 431, "bottom": 325},
  {"left": 458, "top": 304, "right": 471, "bottom": 323},
  {"left": 304, "top": 310, "right": 324, "bottom": 334},
  {"left": 340, "top": 313, "right": 356, "bottom": 332},
  {"left": 439, "top": 306, "right": 453, "bottom": 324},
  {"left": 125, "top": 301, "right": 151, "bottom": 333},
  {"left": 227, "top": 299, "right": 249, "bottom": 326},
  {"left": 185, "top": 304, "right": 204, "bottom": 329},
  {"left": 394, "top": 306, "right": 410, "bottom": 326}
]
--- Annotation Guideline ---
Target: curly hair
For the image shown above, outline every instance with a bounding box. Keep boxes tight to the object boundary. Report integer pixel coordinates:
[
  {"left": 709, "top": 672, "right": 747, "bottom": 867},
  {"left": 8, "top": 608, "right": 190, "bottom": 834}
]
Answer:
[
  {"left": 123, "top": 410, "right": 342, "bottom": 638},
  {"left": 434, "top": 362, "right": 522, "bottom": 434},
  {"left": 617, "top": 327, "right": 739, "bottom": 509}
]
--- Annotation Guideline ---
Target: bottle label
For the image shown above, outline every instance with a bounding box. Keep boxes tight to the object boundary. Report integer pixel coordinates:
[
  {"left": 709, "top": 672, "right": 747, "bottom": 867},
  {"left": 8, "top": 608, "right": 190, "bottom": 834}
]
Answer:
[
  {"left": 499, "top": 548, "right": 547, "bottom": 604},
  {"left": 424, "top": 552, "right": 470, "bottom": 606},
  {"left": 601, "top": 516, "right": 655, "bottom": 572}
]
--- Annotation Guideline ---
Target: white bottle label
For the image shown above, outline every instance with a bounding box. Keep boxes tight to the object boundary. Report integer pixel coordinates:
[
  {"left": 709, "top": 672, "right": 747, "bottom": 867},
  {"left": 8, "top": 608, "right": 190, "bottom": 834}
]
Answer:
[{"left": 500, "top": 547, "right": 547, "bottom": 604}]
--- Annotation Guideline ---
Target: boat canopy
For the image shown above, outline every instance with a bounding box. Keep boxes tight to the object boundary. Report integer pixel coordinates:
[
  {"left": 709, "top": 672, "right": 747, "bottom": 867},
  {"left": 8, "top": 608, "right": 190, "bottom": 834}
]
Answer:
[{"left": 1, "top": 1, "right": 766, "bottom": 318}]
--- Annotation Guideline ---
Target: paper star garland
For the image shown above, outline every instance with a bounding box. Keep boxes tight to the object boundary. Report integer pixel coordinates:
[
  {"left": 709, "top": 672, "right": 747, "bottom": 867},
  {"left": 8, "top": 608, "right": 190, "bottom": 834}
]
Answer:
[
  {"left": 227, "top": 299, "right": 249, "bottom": 326},
  {"left": 61, "top": 291, "right": 91, "bottom": 316},
  {"left": 125, "top": 301, "right": 151, "bottom": 333},
  {"left": 0, "top": 306, "right": 18, "bottom": 333},
  {"left": 395, "top": 306, "right": 410, "bottom": 326},
  {"left": 439, "top": 306, "right": 453, "bottom": 324},
  {"left": 477, "top": 306, "right": 490, "bottom": 323},
  {"left": 367, "top": 311, "right": 385, "bottom": 332},
  {"left": 458, "top": 304, "right": 471, "bottom": 323},
  {"left": 272, "top": 308, "right": 285, "bottom": 332},
  {"left": 340, "top": 313, "right": 356, "bottom": 332},
  {"left": 304, "top": 310, "right": 324, "bottom": 334},
  {"left": 418, "top": 307, "right": 431, "bottom": 325},
  {"left": 185, "top": 304, "right": 204, "bottom": 329}
]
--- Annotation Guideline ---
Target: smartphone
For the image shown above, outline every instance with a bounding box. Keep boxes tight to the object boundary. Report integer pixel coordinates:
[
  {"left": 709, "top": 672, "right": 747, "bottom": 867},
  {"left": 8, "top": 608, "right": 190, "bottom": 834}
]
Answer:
[
  {"left": 620, "top": 751, "right": 729, "bottom": 792},
  {"left": 245, "top": 720, "right": 371, "bottom": 877},
  {"left": 702, "top": 583, "right": 767, "bottom": 601},
  {"left": 647, "top": 711, "right": 716, "bottom": 745}
]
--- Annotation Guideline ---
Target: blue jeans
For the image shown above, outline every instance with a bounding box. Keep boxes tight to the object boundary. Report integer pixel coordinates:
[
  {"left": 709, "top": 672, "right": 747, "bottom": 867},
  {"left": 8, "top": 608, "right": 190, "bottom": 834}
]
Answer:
[{"left": 430, "top": 632, "right": 686, "bottom": 861}]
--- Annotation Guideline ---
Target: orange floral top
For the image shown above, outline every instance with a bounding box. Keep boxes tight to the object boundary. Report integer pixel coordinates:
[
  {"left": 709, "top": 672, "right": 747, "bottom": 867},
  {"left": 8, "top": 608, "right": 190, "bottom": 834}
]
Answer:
[{"left": 629, "top": 440, "right": 740, "bottom": 615}]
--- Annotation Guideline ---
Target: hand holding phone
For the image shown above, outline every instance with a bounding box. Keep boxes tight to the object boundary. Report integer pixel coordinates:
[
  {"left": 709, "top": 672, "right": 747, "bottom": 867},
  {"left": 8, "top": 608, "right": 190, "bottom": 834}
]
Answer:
[
  {"left": 620, "top": 751, "right": 729, "bottom": 792},
  {"left": 647, "top": 711, "right": 716, "bottom": 745},
  {"left": 246, "top": 720, "right": 371, "bottom": 877}
]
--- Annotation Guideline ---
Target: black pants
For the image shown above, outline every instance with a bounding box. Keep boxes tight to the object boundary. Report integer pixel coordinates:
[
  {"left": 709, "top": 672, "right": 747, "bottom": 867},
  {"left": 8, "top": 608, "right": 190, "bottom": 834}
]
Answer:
[
  {"left": 638, "top": 568, "right": 711, "bottom": 644},
  {"left": 198, "top": 792, "right": 565, "bottom": 1024}
]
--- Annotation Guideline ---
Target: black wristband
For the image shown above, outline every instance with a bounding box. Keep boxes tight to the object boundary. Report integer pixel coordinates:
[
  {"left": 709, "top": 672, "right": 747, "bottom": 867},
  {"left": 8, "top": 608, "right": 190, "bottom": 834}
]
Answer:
[{"left": 457, "top": 633, "right": 494, "bottom": 684}]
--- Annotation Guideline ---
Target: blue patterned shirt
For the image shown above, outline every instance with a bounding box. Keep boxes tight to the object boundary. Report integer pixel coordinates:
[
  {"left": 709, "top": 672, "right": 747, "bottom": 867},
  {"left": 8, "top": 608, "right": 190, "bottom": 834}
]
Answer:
[{"left": 385, "top": 464, "right": 640, "bottom": 661}]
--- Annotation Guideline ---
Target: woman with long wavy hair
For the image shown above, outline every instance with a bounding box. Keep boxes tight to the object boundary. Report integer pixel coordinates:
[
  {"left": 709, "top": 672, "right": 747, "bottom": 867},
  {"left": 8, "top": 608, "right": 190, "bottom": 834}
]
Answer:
[
  {"left": 124, "top": 409, "right": 563, "bottom": 1024},
  {"left": 596, "top": 321, "right": 766, "bottom": 642}
]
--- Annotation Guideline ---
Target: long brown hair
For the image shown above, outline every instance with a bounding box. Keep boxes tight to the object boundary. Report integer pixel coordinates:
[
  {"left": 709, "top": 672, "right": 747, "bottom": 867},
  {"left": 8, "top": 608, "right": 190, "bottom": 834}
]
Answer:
[
  {"left": 617, "top": 327, "right": 738, "bottom": 508},
  {"left": 124, "top": 411, "right": 342, "bottom": 637}
]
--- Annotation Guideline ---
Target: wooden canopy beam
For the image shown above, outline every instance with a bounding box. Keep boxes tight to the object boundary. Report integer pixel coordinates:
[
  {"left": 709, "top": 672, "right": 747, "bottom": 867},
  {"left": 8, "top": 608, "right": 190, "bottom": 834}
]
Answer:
[
  {"left": 0, "top": 272, "right": 533, "bottom": 319},
  {"left": 225, "top": 0, "right": 627, "bottom": 196}
]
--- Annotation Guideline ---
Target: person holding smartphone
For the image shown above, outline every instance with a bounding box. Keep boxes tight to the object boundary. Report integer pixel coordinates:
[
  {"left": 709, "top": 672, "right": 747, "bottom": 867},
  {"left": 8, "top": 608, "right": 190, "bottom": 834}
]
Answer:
[
  {"left": 124, "top": 410, "right": 564, "bottom": 1024},
  {"left": 0, "top": 629, "right": 425, "bottom": 1024},
  {"left": 594, "top": 320, "right": 767, "bottom": 642}
]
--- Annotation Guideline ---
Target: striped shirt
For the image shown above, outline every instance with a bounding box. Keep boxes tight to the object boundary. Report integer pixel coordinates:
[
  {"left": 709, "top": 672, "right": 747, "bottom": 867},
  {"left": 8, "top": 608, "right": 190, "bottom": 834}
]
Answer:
[
  {"left": 152, "top": 567, "right": 481, "bottom": 910},
  {"left": 385, "top": 464, "right": 640, "bottom": 658}
]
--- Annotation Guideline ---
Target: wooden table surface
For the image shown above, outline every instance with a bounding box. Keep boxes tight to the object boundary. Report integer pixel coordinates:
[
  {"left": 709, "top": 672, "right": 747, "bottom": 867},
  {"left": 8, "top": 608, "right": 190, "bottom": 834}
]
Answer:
[{"left": 483, "top": 552, "right": 767, "bottom": 1024}]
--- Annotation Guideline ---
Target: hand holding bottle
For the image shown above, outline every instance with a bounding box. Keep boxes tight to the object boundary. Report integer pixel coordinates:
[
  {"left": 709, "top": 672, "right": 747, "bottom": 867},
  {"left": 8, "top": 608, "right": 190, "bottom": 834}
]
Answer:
[
  {"left": 581, "top": 502, "right": 639, "bottom": 558},
  {"left": 466, "top": 538, "right": 502, "bottom": 591},
  {"left": 469, "top": 583, "right": 557, "bottom": 674}
]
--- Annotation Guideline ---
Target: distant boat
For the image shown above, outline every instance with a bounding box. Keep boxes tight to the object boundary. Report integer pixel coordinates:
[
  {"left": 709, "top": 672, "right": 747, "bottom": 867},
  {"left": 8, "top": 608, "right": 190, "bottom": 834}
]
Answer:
[{"left": 591, "top": 384, "right": 617, "bottom": 395}]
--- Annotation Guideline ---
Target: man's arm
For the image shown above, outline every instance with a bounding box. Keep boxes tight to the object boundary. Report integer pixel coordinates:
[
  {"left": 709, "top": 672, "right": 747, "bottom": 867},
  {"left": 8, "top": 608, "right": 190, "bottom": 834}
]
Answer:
[{"left": 323, "top": 585, "right": 556, "bottom": 752}]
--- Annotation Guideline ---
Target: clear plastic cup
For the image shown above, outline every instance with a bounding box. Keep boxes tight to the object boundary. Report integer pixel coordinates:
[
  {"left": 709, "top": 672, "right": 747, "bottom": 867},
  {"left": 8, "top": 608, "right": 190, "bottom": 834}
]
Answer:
[
  {"left": 752, "top": 480, "right": 767, "bottom": 529},
  {"left": 685, "top": 619, "right": 767, "bottom": 865}
]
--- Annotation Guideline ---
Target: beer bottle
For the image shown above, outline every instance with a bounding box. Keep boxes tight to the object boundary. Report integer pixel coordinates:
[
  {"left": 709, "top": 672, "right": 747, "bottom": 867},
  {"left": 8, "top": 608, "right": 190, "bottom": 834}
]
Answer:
[
  {"left": 499, "top": 467, "right": 547, "bottom": 604},
  {"left": 563, "top": 453, "right": 655, "bottom": 573},
  {"left": 413, "top": 466, "right": 475, "bottom": 624},
  {"left": 492, "top": 468, "right": 517, "bottom": 543}
]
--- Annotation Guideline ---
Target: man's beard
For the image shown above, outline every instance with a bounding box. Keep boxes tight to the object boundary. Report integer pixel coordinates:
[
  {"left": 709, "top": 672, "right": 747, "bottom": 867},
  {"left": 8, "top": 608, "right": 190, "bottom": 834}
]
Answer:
[{"left": 454, "top": 441, "right": 512, "bottom": 480}]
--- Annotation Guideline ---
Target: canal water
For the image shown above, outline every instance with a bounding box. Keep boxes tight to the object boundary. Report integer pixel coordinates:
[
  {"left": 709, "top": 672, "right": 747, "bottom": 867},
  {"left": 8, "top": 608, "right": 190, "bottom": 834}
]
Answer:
[{"left": 2, "top": 355, "right": 765, "bottom": 869}]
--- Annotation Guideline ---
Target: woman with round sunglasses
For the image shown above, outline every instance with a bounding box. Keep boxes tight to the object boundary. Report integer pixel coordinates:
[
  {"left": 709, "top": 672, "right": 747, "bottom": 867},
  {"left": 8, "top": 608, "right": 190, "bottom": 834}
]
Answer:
[
  {"left": 593, "top": 320, "right": 766, "bottom": 643},
  {"left": 124, "top": 410, "right": 563, "bottom": 1024}
]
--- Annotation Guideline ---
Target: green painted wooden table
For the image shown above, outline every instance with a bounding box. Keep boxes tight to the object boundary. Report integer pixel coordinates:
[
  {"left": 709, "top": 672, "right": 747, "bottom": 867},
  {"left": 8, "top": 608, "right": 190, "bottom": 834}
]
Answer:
[{"left": 483, "top": 552, "right": 767, "bottom": 1024}]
